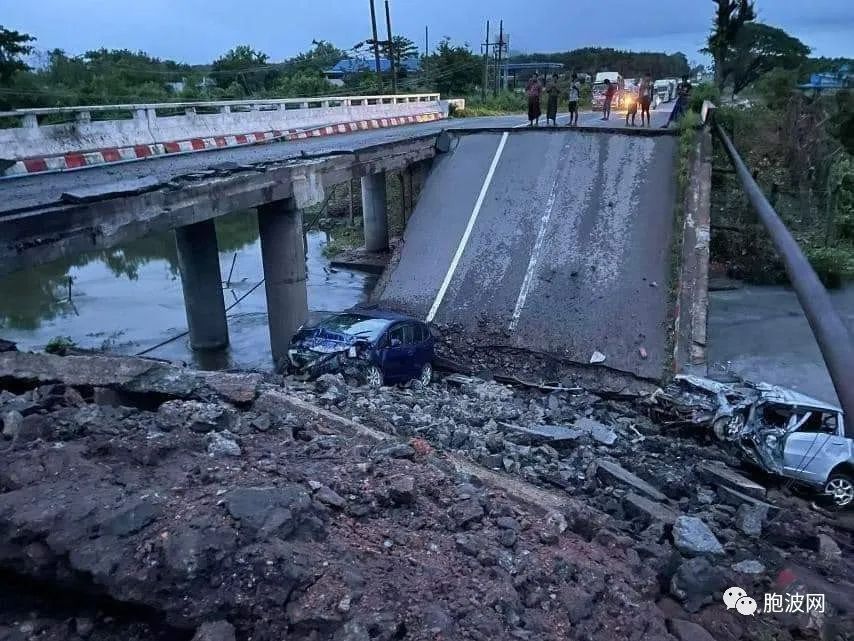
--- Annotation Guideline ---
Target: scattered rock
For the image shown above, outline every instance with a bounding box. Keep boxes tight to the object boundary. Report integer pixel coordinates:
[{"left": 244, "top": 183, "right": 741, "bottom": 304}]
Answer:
[
  {"left": 669, "top": 618, "right": 716, "bottom": 641},
  {"left": 158, "top": 400, "right": 237, "bottom": 433},
  {"left": 733, "top": 502, "right": 767, "bottom": 537},
  {"left": 74, "top": 617, "right": 94, "bottom": 639},
  {"left": 574, "top": 417, "right": 617, "bottom": 445},
  {"left": 192, "top": 620, "right": 236, "bottom": 641},
  {"left": 672, "top": 516, "right": 724, "bottom": 556},
  {"left": 817, "top": 533, "right": 842, "bottom": 561},
  {"left": 623, "top": 491, "right": 678, "bottom": 525},
  {"left": 670, "top": 557, "right": 725, "bottom": 612},
  {"left": 388, "top": 476, "right": 416, "bottom": 505},
  {"left": 374, "top": 443, "right": 415, "bottom": 460},
  {"left": 206, "top": 431, "right": 242, "bottom": 458},
  {"left": 315, "top": 486, "right": 347, "bottom": 509},
  {"left": 450, "top": 499, "right": 484, "bottom": 529},
  {"left": 732, "top": 559, "right": 765, "bottom": 574},
  {"left": 1, "top": 409, "right": 23, "bottom": 438},
  {"left": 225, "top": 485, "right": 312, "bottom": 532}
]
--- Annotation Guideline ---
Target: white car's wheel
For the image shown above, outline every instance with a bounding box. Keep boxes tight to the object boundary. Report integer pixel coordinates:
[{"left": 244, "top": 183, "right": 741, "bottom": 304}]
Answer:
[
  {"left": 365, "top": 365, "right": 383, "bottom": 389},
  {"left": 824, "top": 474, "right": 854, "bottom": 509},
  {"left": 419, "top": 363, "right": 432, "bottom": 387}
]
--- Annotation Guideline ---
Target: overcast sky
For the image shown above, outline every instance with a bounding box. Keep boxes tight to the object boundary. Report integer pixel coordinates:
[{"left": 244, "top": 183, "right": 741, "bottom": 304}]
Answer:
[{"left": 3, "top": 0, "right": 852, "bottom": 65}]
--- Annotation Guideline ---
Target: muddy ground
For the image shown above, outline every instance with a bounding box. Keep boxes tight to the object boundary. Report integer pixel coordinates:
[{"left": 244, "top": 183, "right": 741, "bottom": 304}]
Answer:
[{"left": 0, "top": 349, "right": 851, "bottom": 641}]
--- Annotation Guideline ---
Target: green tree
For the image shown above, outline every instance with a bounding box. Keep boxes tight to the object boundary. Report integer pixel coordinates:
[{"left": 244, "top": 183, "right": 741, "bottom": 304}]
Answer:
[
  {"left": 705, "top": 0, "right": 756, "bottom": 89},
  {"left": 211, "top": 45, "right": 273, "bottom": 93},
  {"left": 381, "top": 36, "right": 419, "bottom": 72},
  {"left": 0, "top": 25, "right": 34, "bottom": 83},
  {"left": 427, "top": 38, "right": 481, "bottom": 96},
  {"left": 728, "top": 23, "right": 810, "bottom": 96}
]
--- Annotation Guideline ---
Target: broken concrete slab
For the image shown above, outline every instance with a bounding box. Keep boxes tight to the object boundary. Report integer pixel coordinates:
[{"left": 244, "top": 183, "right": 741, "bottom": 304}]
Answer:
[
  {"left": 734, "top": 502, "right": 768, "bottom": 537},
  {"left": 695, "top": 461, "right": 766, "bottom": 500},
  {"left": 623, "top": 491, "right": 678, "bottom": 525},
  {"left": 672, "top": 516, "right": 724, "bottom": 556},
  {"left": 715, "top": 483, "right": 779, "bottom": 517},
  {"left": 501, "top": 422, "right": 586, "bottom": 444},
  {"left": 574, "top": 417, "right": 618, "bottom": 445},
  {"left": 595, "top": 460, "right": 667, "bottom": 502}
]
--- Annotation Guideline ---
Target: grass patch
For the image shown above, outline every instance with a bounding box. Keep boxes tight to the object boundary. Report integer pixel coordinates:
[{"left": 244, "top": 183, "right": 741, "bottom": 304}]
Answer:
[
  {"left": 321, "top": 222, "right": 364, "bottom": 259},
  {"left": 45, "top": 335, "right": 76, "bottom": 355}
]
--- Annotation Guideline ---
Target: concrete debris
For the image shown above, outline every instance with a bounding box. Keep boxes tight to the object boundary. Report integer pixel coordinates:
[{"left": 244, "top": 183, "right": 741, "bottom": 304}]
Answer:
[
  {"left": 732, "top": 559, "right": 765, "bottom": 574},
  {"left": 672, "top": 516, "right": 724, "bottom": 556},
  {"left": 589, "top": 351, "right": 606, "bottom": 364},
  {"left": 0, "top": 352, "right": 851, "bottom": 640},
  {"left": 733, "top": 502, "right": 768, "bottom": 537},
  {"left": 594, "top": 460, "right": 668, "bottom": 502},
  {"left": 669, "top": 618, "right": 716, "bottom": 641}
]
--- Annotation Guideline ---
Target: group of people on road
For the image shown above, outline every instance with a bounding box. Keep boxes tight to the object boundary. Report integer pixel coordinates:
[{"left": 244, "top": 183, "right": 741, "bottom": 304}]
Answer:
[
  {"left": 524, "top": 71, "right": 692, "bottom": 129},
  {"left": 525, "top": 72, "right": 581, "bottom": 127}
]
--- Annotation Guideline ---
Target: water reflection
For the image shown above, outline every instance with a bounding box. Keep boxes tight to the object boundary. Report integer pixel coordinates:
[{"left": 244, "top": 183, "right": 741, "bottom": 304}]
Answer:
[{"left": 0, "top": 210, "right": 376, "bottom": 371}]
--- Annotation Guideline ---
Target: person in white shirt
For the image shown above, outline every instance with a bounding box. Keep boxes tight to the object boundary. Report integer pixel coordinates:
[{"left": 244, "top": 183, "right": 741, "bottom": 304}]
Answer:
[{"left": 567, "top": 72, "right": 581, "bottom": 127}]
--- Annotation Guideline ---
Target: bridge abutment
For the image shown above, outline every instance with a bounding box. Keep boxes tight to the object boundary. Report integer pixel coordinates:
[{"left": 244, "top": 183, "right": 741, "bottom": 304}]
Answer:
[
  {"left": 174, "top": 219, "right": 230, "bottom": 350},
  {"left": 361, "top": 172, "right": 389, "bottom": 251},
  {"left": 258, "top": 199, "right": 308, "bottom": 370}
]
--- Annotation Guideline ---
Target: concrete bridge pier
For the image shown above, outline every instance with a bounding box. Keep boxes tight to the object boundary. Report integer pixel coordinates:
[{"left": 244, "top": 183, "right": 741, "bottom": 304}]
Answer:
[
  {"left": 361, "top": 172, "right": 389, "bottom": 251},
  {"left": 174, "top": 219, "right": 230, "bottom": 350},
  {"left": 258, "top": 199, "right": 308, "bottom": 369}
]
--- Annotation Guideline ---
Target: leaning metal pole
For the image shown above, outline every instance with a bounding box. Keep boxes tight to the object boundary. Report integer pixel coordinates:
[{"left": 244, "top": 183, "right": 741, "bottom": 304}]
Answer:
[{"left": 714, "top": 119, "right": 854, "bottom": 438}]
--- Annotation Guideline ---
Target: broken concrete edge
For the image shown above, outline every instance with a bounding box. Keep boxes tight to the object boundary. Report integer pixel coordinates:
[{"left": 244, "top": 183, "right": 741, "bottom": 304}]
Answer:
[{"left": 672, "top": 127, "right": 712, "bottom": 377}]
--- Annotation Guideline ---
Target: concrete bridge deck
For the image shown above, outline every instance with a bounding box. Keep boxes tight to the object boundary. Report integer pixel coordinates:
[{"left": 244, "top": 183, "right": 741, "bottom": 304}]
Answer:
[{"left": 376, "top": 128, "right": 679, "bottom": 379}]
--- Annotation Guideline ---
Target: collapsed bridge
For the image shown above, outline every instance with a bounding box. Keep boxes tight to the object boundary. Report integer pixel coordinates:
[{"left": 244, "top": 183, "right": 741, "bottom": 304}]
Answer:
[{"left": 376, "top": 128, "right": 682, "bottom": 380}]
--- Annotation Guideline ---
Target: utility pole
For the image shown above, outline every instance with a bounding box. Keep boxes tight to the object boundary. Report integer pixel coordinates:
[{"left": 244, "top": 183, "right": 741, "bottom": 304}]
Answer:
[
  {"left": 369, "top": 0, "right": 383, "bottom": 93},
  {"left": 481, "top": 20, "right": 490, "bottom": 100},
  {"left": 424, "top": 25, "right": 429, "bottom": 85},
  {"left": 494, "top": 20, "right": 503, "bottom": 97},
  {"left": 384, "top": 0, "right": 397, "bottom": 94}
]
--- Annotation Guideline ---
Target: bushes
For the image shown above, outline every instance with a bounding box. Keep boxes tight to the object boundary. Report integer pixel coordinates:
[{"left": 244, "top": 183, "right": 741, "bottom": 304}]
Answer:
[
  {"left": 452, "top": 92, "right": 526, "bottom": 117},
  {"left": 689, "top": 83, "right": 720, "bottom": 113}
]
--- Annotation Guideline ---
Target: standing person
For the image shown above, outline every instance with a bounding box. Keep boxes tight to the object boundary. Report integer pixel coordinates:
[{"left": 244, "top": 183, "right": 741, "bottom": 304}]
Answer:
[
  {"left": 567, "top": 72, "right": 581, "bottom": 126},
  {"left": 601, "top": 78, "right": 617, "bottom": 121},
  {"left": 663, "top": 74, "right": 692, "bottom": 128},
  {"left": 625, "top": 82, "right": 638, "bottom": 126},
  {"left": 526, "top": 73, "right": 543, "bottom": 127},
  {"left": 638, "top": 72, "right": 653, "bottom": 127},
  {"left": 545, "top": 74, "right": 560, "bottom": 126}
]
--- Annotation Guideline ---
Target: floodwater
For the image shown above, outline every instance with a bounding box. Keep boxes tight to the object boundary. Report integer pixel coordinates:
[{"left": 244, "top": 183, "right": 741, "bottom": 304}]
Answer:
[
  {"left": 707, "top": 283, "right": 854, "bottom": 405},
  {"left": 0, "top": 211, "right": 376, "bottom": 371}
]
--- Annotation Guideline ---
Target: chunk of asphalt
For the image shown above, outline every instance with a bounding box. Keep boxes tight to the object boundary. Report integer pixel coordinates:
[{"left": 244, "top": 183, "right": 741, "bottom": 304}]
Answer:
[
  {"left": 595, "top": 460, "right": 667, "bottom": 502},
  {"left": 715, "top": 484, "right": 779, "bottom": 517},
  {"left": 672, "top": 516, "right": 724, "bottom": 556},
  {"left": 623, "top": 491, "right": 678, "bottom": 525},
  {"left": 695, "top": 461, "right": 767, "bottom": 499}
]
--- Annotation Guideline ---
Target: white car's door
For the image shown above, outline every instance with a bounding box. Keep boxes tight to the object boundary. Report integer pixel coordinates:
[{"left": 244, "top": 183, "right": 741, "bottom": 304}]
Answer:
[{"left": 782, "top": 412, "right": 852, "bottom": 484}]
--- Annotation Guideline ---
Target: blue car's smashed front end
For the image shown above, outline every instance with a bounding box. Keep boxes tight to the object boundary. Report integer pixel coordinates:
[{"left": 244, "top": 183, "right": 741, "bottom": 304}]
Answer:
[{"left": 287, "top": 327, "right": 374, "bottom": 379}]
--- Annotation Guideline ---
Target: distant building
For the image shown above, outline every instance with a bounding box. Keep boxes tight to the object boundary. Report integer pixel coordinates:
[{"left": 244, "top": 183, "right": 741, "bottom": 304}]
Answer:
[
  {"left": 165, "top": 80, "right": 186, "bottom": 93},
  {"left": 324, "top": 56, "right": 421, "bottom": 85},
  {"left": 799, "top": 64, "right": 853, "bottom": 92}
]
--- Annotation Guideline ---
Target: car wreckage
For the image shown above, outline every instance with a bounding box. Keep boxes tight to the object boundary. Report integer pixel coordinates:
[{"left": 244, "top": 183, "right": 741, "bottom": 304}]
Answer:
[
  {"left": 648, "top": 375, "right": 854, "bottom": 508},
  {"left": 286, "top": 310, "right": 435, "bottom": 387}
]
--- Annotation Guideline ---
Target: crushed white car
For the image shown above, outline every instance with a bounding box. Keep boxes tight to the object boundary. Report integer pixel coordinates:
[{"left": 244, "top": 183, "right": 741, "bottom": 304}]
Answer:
[{"left": 649, "top": 375, "right": 854, "bottom": 508}]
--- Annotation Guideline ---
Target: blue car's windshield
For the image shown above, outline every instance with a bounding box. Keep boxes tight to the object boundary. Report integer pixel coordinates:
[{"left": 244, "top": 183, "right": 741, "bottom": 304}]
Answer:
[{"left": 319, "top": 314, "right": 389, "bottom": 341}]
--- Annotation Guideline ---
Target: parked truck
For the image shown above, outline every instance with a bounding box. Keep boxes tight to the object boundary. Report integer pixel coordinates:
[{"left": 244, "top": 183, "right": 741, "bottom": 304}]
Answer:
[
  {"left": 592, "top": 71, "right": 624, "bottom": 110},
  {"left": 653, "top": 79, "right": 676, "bottom": 108}
]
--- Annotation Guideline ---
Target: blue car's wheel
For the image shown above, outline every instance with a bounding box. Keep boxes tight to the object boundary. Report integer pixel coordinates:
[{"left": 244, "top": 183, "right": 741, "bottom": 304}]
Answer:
[
  {"left": 419, "top": 363, "right": 432, "bottom": 387},
  {"left": 365, "top": 365, "right": 384, "bottom": 388}
]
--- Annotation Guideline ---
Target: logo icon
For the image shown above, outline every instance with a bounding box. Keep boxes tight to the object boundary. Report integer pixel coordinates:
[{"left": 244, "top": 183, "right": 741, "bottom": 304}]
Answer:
[
  {"left": 723, "top": 587, "right": 747, "bottom": 610},
  {"left": 735, "top": 596, "right": 758, "bottom": 616}
]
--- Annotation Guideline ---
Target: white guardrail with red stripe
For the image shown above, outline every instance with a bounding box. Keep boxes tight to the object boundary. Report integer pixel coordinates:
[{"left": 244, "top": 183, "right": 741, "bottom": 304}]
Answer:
[{"left": 0, "top": 93, "right": 446, "bottom": 176}]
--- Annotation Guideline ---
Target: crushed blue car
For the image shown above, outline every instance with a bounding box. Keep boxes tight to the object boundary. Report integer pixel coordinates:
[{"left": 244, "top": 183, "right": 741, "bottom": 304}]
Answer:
[{"left": 286, "top": 310, "right": 435, "bottom": 387}]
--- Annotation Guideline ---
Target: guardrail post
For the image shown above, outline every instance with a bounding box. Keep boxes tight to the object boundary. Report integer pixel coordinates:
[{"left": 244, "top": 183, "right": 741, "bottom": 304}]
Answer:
[
  {"left": 75, "top": 111, "right": 91, "bottom": 123},
  {"left": 220, "top": 105, "right": 231, "bottom": 114},
  {"left": 185, "top": 107, "right": 196, "bottom": 116},
  {"left": 22, "top": 114, "right": 38, "bottom": 128}
]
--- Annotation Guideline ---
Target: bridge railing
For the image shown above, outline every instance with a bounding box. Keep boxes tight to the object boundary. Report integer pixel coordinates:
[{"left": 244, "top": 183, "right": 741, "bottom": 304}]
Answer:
[
  {"left": 703, "top": 100, "right": 854, "bottom": 438},
  {"left": 0, "top": 93, "right": 442, "bottom": 126},
  {"left": 0, "top": 93, "right": 446, "bottom": 173}
]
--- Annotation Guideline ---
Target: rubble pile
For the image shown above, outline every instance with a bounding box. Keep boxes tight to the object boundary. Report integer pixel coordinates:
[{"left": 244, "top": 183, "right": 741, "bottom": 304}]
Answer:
[{"left": 0, "top": 351, "right": 850, "bottom": 641}]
